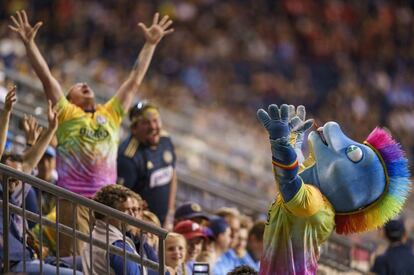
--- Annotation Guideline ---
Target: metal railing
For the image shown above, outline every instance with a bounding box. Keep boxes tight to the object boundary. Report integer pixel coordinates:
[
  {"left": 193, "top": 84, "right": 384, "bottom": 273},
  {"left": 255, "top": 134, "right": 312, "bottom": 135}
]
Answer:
[{"left": 0, "top": 163, "right": 168, "bottom": 274}]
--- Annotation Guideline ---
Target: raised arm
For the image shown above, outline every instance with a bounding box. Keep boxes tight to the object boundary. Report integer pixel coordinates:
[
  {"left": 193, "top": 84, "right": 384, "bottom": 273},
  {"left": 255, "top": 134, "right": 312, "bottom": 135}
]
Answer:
[
  {"left": 0, "top": 85, "right": 17, "bottom": 159},
  {"left": 115, "top": 13, "right": 174, "bottom": 110},
  {"left": 22, "top": 100, "right": 58, "bottom": 173},
  {"left": 9, "top": 10, "right": 63, "bottom": 104},
  {"left": 23, "top": 114, "right": 43, "bottom": 148},
  {"left": 257, "top": 104, "right": 313, "bottom": 202}
]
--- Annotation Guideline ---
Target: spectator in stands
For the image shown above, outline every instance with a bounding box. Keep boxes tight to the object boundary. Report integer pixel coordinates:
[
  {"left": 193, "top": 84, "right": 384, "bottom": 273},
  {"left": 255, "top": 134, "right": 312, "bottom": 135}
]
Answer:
[
  {"left": 19, "top": 114, "right": 43, "bottom": 229},
  {"left": 233, "top": 223, "right": 250, "bottom": 263},
  {"left": 241, "top": 220, "right": 265, "bottom": 271},
  {"left": 118, "top": 101, "right": 177, "bottom": 229},
  {"left": 142, "top": 210, "right": 162, "bottom": 252},
  {"left": 174, "top": 219, "right": 207, "bottom": 272},
  {"left": 82, "top": 184, "right": 147, "bottom": 275},
  {"left": 208, "top": 216, "right": 232, "bottom": 274},
  {"left": 211, "top": 211, "right": 252, "bottom": 274},
  {"left": 9, "top": 10, "right": 173, "bottom": 256},
  {"left": 174, "top": 202, "right": 210, "bottom": 226},
  {"left": 36, "top": 146, "right": 57, "bottom": 213},
  {"left": 126, "top": 195, "right": 160, "bottom": 275},
  {"left": 36, "top": 146, "right": 57, "bottom": 184},
  {"left": 31, "top": 146, "right": 58, "bottom": 256},
  {"left": 165, "top": 232, "right": 190, "bottom": 274},
  {"left": 0, "top": 86, "right": 76, "bottom": 274},
  {"left": 215, "top": 207, "right": 241, "bottom": 249},
  {"left": 21, "top": 115, "right": 56, "bottom": 227},
  {"left": 371, "top": 219, "right": 414, "bottom": 274}
]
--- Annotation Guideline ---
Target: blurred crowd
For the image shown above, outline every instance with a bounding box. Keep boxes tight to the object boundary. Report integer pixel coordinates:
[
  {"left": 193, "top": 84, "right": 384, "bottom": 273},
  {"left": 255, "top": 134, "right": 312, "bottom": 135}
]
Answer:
[{"left": 2, "top": 0, "right": 414, "bottom": 197}]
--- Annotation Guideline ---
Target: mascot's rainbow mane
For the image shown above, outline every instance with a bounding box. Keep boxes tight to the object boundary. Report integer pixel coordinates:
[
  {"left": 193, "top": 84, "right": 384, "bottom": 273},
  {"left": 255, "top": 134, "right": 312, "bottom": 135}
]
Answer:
[{"left": 335, "top": 128, "right": 411, "bottom": 235}]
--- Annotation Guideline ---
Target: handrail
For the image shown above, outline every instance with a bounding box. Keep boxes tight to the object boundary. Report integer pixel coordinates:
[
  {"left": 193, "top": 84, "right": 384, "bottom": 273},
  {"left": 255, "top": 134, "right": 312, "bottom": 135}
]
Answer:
[
  {"left": 0, "top": 202, "right": 161, "bottom": 271},
  {"left": 0, "top": 163, "right": 168, "bottom": 236},
  {"left": 0, "top": 163, "right": 167, "bottom": 273}
]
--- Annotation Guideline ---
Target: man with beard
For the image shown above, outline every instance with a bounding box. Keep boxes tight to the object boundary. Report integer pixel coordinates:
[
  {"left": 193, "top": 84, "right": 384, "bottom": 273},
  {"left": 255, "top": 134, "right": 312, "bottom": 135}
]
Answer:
[{"left": 118, "top": 101, "right": 177, "bottom": 230}]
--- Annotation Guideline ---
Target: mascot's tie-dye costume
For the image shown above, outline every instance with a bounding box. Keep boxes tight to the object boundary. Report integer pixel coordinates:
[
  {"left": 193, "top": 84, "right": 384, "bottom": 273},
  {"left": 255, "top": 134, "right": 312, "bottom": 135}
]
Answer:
[{"left": 256, "top": 104, "right": 411, "bottom": 275}]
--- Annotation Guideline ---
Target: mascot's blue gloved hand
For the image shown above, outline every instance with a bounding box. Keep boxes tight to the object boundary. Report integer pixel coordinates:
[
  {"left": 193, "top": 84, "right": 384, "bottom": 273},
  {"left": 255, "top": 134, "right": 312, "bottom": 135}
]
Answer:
[
  {"left": 257, "top": 104, "right": 304, "bottom": 201},
  {"left": 257, "top": 104, "right": 297, "bottom": 165},
  {"left": 288, "top": 105, "right": 314, "bottom": 164},
  {"left": 257, "top": 104, "right": 290, "bottom": 141}
]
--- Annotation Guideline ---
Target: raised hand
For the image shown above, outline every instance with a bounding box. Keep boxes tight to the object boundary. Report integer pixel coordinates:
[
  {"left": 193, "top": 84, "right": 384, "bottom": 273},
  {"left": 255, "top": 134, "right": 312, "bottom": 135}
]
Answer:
[
  {"left": 4, "top": 85, "right": 17, "bottom": 112},
  {"left": 287, "top": 105, "right": 314, "bottom": 163},
  {"left": 9, "top": 10, "right": 43, "bottom": 44},
  {"left": 138, "top": 13, "right": 174, "bottom": 45},
  {"left": 47, "top": 100, "right": 58, "bottom": 130},
  {"left": 288, "top": 105, "right": 314, "bottom": 146},
  {"left": 23, "top": 115, "right": 43, "bottom": 146},
  {"left": 257, "top": 104, "right": 291, "bottom": 140}
]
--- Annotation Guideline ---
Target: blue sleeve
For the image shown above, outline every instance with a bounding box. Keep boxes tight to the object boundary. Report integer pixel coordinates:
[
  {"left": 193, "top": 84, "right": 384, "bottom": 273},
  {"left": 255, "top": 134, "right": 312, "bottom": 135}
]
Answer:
[
  {"left": 271, "top": 139, "right": 302, "bottom": 202},
  {"left": 110, "top": 241, "right": 141, "bottom": 275},
  {"left": 143, "top": 242, "right": 158, "bottom": 262},
  {"left": 25, "top": 187, "right": 39, "bottom": 229}
]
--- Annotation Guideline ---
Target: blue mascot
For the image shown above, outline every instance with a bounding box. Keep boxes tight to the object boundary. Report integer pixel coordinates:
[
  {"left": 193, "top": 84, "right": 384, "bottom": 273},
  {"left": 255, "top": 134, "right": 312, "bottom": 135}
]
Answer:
[{"left": 257, "top": 104, "right": 411, "bottom": 275}]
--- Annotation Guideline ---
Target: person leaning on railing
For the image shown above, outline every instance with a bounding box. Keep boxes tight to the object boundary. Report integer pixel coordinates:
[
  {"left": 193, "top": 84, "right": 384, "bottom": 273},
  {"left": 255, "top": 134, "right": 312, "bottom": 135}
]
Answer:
[
  {"left": 81, "top": 184, "right": 149, "bottom": 275},
  {"left": 9, "top": 9, "right": 174, "bottom": 257},
  {"left": 0, "top": 86, "right": 80, "bottom": 274}
]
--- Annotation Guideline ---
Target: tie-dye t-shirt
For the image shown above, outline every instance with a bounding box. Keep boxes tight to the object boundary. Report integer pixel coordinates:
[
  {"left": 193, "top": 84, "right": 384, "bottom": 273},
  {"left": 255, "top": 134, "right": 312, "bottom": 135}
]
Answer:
[
  {"left": 56, "top": 96, "right": 124, "bottom": 198},
  {"left": 260, "top": 183, "right": 335, "bottom": 275}
]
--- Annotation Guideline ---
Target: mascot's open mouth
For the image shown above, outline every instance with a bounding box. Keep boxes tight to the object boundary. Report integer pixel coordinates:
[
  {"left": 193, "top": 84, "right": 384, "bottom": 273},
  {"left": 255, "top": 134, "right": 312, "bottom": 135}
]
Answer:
[{"left": 317, "top": 127, "right": 328, "bottom": 146}]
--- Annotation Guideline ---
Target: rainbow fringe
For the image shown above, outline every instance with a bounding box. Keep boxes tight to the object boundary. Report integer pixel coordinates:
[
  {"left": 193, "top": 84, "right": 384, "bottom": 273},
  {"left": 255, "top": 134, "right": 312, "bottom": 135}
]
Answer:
[{"left": 335, "top": 128, "right": 411, "bottom": 234}]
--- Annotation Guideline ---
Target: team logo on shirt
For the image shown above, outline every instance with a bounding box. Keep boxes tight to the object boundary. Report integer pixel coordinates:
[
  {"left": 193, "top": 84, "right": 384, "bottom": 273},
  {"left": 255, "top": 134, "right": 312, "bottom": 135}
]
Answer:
[
  {"left": 191, "top": 203, "right": 201, "bottom": 212},
  {"left": 163, "top": 150, "right": 173, "bottom": 164},
  {"left": 80, "top": 127, "right": 109, "bottom": 140},
  {"left": 149, "top": 166, "right": 174, "bottom": 188},
  {"left": 96, "top": 115, "right": 107, "bottom": 125}
]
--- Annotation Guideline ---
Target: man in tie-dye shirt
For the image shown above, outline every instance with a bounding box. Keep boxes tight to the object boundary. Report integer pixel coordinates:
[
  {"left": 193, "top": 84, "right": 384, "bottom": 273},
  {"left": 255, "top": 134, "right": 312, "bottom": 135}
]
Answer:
[{"left": 11, "top": 10, "right": 174, "bottom": 256}]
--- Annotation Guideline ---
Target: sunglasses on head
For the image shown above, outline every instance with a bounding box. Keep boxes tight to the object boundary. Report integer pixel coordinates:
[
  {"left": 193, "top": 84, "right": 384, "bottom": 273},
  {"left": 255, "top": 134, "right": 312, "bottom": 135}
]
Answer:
[{"left": 129, "top": 101, "right": 151, "bottom": 121}]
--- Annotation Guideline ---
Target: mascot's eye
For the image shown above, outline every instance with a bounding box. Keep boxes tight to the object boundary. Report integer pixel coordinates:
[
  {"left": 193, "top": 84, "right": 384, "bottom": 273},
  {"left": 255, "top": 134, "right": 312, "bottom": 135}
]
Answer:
[{"left": 346, "top": 145, "right": 363, "bottom": 163}]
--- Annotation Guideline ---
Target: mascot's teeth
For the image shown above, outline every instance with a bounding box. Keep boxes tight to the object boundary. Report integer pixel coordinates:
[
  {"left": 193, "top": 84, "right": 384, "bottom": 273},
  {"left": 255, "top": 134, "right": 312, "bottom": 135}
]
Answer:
[{"left": 317, "top": 128, "right": 328, "bottom": 146}]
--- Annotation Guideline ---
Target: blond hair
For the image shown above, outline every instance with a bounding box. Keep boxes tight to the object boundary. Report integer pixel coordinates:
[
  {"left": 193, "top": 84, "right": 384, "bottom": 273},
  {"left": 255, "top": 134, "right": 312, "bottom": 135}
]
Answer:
[
  {"left": 166, "top": 233, "right": 187, "bottom": 275},
  {"left": 143, "top": 210, "right": 161, "bottom": 227},
  {"left": 215, "top": 207, "right": 240, "bottom": 219}
]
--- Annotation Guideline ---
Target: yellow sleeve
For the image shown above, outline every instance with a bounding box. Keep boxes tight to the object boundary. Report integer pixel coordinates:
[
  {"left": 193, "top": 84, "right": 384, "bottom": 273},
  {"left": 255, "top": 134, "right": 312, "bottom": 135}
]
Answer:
[
  {"left": 284, "top": 183, "right": 325, "bottom": 217},
  {"left": 103, "top": 97, "right": 125, "bottom": 126},
  {"left": 56, "top": 96, "right": 83, "bottom": 123}
]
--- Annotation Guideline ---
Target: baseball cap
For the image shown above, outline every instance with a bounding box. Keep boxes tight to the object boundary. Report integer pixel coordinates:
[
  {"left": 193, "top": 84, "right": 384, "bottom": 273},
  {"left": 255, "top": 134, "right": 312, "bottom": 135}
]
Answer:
[
  {"left": 174, "top": 220, "right": 207, "bottom": 241},
  {"left": 384, "top": 219, "right": 405, "bottom": 241},
  {"left": 44, "top": 146, "right": 56, "bottom": 158},
  {"left": 202, "top": 226, "right": 215, "bottom": 240},
  {"left": 208, "top": 216, "right": 229, "bottom": 238},
  {"left": 174, "top": 202, "right": 210, "bottom": 221},
  {"left": 129, "top": 101, "right": 159, "bottom": 122}
]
